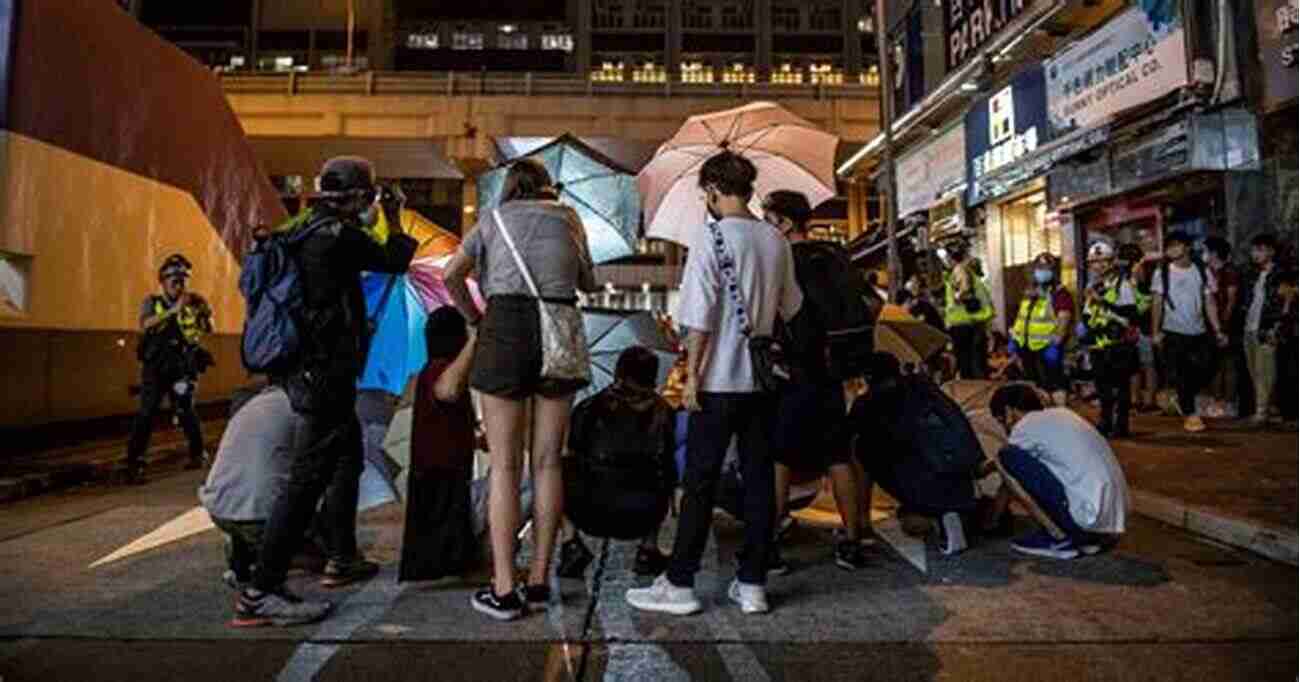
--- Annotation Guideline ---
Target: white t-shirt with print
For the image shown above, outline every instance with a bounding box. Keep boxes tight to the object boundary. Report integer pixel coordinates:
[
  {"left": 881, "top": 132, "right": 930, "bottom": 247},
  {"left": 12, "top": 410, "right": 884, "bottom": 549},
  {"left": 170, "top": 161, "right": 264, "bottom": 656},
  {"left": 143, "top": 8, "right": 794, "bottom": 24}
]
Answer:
[
  {"left": 1151, "top": 262, "right": 1217, "bottom": 336},
  {"left": 675, "top": 217, "right": 804, "bottom": 393}
]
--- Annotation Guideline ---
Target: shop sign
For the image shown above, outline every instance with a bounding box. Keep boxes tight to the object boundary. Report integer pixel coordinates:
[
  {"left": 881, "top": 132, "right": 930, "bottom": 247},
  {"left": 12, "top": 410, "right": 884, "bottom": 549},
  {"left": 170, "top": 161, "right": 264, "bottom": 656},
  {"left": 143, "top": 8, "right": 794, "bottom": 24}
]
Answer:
[
  {"left": 965, "top": 64, "right": 1049, "bottom": 205},
  {"left": 942, "top": 0, "right": 1037, "bottom": 73},
  {"left": 1255, "top": 0, "right": 1299, "bottom": 110},
  {"left": 895, "top": 123, "right": 967, "bottom": 218},
  {"left": 1045, "top": 5, "right": 1188, "bottom": 134}
]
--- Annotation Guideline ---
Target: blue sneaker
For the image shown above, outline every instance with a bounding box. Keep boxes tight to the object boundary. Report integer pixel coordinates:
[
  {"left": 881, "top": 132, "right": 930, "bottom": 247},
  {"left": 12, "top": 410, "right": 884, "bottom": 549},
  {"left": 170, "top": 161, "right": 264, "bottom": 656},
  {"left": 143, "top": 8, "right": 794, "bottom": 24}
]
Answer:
[{"left": 1011, "top": 529, "right": 1080, "bottom": 560}]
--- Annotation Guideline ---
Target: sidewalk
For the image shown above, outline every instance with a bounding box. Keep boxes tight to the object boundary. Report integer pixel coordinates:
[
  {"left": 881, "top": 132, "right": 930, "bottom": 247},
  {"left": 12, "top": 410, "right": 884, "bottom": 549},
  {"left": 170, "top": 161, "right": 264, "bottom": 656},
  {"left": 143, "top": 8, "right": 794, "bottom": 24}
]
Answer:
[{"left": 1095, "top": 410, "right": 1298, "bottom": 565}]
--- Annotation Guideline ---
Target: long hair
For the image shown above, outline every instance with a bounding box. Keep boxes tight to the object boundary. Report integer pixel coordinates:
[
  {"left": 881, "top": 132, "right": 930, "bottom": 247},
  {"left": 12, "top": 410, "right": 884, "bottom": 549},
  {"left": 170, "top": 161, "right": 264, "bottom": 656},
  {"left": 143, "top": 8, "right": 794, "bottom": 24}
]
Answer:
[{"left": 500, "top": 158, "right": 556, "bottom": 205}]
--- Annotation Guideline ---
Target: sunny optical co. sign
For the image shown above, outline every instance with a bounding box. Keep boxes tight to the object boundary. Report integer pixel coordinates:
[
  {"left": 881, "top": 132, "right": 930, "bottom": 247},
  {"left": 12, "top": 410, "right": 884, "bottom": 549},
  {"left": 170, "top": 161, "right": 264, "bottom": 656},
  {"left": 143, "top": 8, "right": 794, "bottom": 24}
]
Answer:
[{"left": 943, "top": 0, "right": 1037, "bottom": 72}]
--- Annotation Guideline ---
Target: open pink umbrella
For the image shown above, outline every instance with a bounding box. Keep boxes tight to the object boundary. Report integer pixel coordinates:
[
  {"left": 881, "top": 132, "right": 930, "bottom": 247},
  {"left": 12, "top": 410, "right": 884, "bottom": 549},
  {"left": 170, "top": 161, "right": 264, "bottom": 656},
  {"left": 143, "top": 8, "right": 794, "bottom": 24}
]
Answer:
[
  {"left": 638, "top": 101, "right": 839, "bottom": 246},
  {"left": 407, "top": 256, "right": 485, "bottom": 313}
]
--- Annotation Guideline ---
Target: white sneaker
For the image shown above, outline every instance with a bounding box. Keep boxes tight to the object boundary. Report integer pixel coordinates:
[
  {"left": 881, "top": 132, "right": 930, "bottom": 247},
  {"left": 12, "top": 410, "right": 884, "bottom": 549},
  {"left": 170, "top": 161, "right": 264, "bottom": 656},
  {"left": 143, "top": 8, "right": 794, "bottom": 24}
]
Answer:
[
  {"left": 727, "top": 579, "right": 770, "bottom": 615},
  {"left": 625, "top": 575, "right": 702, "bottom": 616},
  {"left": 938, "top": 512, "right": 968, "bottom": 556}
]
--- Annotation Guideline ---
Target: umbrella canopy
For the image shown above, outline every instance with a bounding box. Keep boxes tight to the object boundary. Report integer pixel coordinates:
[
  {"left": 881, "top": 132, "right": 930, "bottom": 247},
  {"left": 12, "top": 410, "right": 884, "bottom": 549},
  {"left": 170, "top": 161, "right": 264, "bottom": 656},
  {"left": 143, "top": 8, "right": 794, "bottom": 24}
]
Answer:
[
  {"left": 941, "top": 380, "right": 1053, "bottom": 462},
  {"left": 406, "top": 256, "right": 486, "bottom": 312},
  {"left": 874, "top": 317, "right": 950, "bottom": 366},
  {"left": 477, "top": 134, "right": 640, "bottom": 264},
  {"left": 577, "top": 308, "right": 679, "bottom": 404},
  {"left": 638, "top": 102, "right": 839, "bottom": 246}
]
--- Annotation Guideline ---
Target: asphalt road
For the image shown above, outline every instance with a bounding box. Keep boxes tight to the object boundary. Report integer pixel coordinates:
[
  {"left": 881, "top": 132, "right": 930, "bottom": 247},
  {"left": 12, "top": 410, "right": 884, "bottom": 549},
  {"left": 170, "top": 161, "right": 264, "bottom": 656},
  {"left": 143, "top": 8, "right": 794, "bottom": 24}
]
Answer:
[{"left": 0, "top": 467, "right": 1294, "bottom": 682}]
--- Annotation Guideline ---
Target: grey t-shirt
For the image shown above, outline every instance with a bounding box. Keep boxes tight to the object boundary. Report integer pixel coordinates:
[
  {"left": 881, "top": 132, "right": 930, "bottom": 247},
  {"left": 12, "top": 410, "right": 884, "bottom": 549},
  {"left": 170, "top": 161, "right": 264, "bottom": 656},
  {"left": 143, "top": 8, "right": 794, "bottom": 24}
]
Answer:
[
  {"left": 198, "top": 387, "right": 304, "bottom": 521},
  {"left": 462, "top": 200, "right": 596, "bottom": 299},
  {"left": 1152, "top": 262, "right": 1216, "bottom": 335}
]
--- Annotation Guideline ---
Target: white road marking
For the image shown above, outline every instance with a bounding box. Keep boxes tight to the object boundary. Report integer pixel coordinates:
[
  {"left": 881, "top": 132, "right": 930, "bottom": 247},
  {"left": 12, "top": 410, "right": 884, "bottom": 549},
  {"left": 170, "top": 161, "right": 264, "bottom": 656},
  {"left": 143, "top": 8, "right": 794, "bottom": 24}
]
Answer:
[
  {"left": 88, "top": 506, "right": 214, "bottom": 568},
  {"left": 873, "top": 516, "right": 928, "bottom": 574},
  {"left": 276, "top": 569, "right": 407, "bottom": 682}
]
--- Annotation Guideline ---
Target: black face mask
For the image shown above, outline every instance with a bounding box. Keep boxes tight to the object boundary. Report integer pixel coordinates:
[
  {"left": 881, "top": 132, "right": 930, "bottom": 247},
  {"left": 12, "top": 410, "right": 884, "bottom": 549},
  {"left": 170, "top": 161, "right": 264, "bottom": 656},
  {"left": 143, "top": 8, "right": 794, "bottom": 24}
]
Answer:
[{"left": 705, "top": 189, "right": 722, "bottom": 222}]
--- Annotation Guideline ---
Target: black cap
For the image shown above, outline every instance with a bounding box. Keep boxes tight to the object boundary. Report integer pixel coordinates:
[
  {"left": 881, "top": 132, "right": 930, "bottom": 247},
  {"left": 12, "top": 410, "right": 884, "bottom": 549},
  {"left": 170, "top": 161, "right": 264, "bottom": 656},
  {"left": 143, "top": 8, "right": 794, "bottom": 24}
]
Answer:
[
  {"left": 762, "top": 190, "right": 813, "bottom": 229},
  {"left": 1165, "top": 230, "right": 1194, "bottom": 246},
  {"left": 159, "top": 253, "right": 192, "bottom": 280},
  {"left": 319, "top": 156, "right": 375, "bottom": 195}
]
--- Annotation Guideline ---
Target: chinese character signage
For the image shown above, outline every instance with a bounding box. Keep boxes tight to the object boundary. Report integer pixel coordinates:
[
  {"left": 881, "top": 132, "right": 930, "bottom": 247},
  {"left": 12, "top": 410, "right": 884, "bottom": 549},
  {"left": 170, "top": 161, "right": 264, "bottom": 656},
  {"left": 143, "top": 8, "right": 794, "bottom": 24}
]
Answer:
[
  {"left": 943, "top": 0, "right": 1036, "bottom": 73},
  {"left": 1045, "top": 5, "right": 1188, "bottom": 134},
  {"left": 1256, "top": 0, "right": 1299, "bottom": 110},
  {"left": 965, "top": 64, "right": 1048, "bottom": 205},
  {"left": 896, "top": 123, "right": 967, "bottom": 218}
]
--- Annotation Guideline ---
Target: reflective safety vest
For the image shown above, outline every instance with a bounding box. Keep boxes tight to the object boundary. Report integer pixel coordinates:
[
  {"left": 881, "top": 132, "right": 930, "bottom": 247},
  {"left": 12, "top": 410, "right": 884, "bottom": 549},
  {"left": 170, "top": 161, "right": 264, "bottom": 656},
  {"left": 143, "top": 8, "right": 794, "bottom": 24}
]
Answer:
[
  {"left": 1085, "top": 278, "right": 1150, "bottom": 349},
  {"left": 1012, "top": 288, "right": 1065, "bottom": 352},
  {"left": 154, "top": 297, "right": 206, "bottom": 345},
  {"left": 943, "top": 262, "right": 994, "bottom": 327}
]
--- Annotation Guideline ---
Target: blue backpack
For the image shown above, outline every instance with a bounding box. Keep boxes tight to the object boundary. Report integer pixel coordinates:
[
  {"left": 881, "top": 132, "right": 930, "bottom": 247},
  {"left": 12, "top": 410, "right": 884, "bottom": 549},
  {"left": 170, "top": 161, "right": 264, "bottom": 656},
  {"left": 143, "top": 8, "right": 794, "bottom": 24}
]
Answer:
[{"left": 239, "top": 222, "right": 323, "bottom": 374}]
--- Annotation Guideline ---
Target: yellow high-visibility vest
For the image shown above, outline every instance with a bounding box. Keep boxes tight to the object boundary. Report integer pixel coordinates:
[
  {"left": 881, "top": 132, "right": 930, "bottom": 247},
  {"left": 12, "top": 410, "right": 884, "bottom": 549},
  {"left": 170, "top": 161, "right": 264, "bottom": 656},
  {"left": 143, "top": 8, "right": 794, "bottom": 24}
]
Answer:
[
  {"left": 1012, "top": 288, "right": 1064, "bottom": 351},
  {"left": 943, "top": 262, "right": 994, "bottom": 327},
  {"left": 1085, "top": 279, "right": 1150, "bottom": 349}
]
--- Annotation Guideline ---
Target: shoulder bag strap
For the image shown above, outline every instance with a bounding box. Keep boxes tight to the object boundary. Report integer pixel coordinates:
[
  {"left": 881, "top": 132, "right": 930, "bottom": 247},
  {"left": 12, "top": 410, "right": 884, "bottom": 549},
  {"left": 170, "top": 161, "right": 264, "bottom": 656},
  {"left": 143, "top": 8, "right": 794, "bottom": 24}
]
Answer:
[
  {"left": 493, "top": 208, "right": 543, "bottom": 300},
  {"left": 705, "top": 220, "right": 753, "bottom": 338}
]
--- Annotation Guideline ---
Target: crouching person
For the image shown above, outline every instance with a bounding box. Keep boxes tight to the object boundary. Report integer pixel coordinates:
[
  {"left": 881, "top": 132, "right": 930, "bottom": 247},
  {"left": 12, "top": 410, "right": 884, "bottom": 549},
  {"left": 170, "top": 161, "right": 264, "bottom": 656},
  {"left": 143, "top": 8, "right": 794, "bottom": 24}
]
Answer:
[
  {"left": 199, "top": 386, "right": 325, "bottom": 591},
  {"left": 990, "top": 384, "right": 1129, "bottom": 559}
]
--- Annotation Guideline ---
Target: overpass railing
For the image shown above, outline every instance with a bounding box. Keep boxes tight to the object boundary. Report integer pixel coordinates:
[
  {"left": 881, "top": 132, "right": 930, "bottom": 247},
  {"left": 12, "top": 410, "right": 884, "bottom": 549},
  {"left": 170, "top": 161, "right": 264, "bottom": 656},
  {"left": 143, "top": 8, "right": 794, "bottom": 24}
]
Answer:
[{"left": 219, "top": 70, "right": 875, "bottom": 100}]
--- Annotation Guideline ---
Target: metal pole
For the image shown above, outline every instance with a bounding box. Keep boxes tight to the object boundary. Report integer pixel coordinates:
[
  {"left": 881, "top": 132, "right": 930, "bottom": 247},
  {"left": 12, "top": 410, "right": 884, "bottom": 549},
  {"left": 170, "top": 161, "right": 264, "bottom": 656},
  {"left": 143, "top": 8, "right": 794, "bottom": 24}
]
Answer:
[
  {"left": 346, "top": 0, "right": 356, "bottom": 69},
  {"left": 873, "top": 0, "right": 901, "bottom": 300}
]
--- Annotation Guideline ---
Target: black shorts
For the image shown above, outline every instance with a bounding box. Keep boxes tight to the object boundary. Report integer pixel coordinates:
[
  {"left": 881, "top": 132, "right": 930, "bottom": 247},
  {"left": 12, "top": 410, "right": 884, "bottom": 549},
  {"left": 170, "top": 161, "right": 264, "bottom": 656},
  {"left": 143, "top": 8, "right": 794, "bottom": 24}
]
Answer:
[
  {"left": 470, "top": 295, "right": 588, "bottom": 400},
  {"left": 773, "top": 379, "right": 851, "bottom": 472}
]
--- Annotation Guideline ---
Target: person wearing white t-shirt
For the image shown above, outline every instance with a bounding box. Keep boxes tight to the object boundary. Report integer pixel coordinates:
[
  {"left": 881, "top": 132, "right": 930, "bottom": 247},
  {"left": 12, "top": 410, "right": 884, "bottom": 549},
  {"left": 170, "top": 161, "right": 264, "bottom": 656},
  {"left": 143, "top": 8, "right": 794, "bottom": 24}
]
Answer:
[
  {"left": 626, "top": 151, "right": 803, "bottom": 617},
  {"left": 1150, "top": 231, "right": 1228, "bottom": 433}
]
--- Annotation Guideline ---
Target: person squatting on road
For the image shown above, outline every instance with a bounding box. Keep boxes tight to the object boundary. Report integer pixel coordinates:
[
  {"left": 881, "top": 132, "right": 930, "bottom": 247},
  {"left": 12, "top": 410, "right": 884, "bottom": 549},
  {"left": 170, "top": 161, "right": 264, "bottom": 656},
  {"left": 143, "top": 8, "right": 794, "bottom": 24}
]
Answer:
[
  {"left": 129, "top": 253, "right": 214, "bottom": 482},
  {"left": 991, "top": 385, "right": 1129, "bottom": 560},
  {"left": 444, "top": 158, "right": 598, "bottom": 621},
  {"left": 1082, "top": 242, "right": 1150, "bottom": 439},
  {"left": 1009, "top": 252, "right": 1074, "bottom": 407},
  {"left": 626, "top": 151, "right": 803, "bottom": 617},
  {"left": 235, "top": 156, "right": 417, "bottom": 627}
]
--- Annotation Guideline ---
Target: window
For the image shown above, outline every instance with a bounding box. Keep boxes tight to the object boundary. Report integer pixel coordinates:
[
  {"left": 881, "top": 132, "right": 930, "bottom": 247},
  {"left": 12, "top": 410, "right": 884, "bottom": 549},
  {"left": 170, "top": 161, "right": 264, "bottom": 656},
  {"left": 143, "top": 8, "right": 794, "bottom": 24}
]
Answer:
[
  {"left": 773, "top": 4, "right": 801, "bottom": 32},
  {"left": 1000, "top": 193, "right": 1055, "bottom": 268},
  {"left": 857, "top": 16, "right": 874, "bottom": 33},
  {"left": 809, "top": 2, "right": 842, "bottom": 31},
  {"left": 634, "top": 0, "right": 666, "bottom": 28},
  {"left": 406, "top": 32, "right": 439, "bottom": 49},
  {"left": 452, "top": 32, "right": 484, "bottom": 50},
  {"left": 541, "top": 33, "right": 574, "bottom": 51},
  {"left": 809, "top": 63, "right": 843, "bottom": 85},
  {"left": 679, "top": 60, "right": 714, "bottom": 83},
  {"left": 771, "top": 62, "right": 804, "bottom": 84},
  {"left": 0, "top": 252, "right": 30, "bottom": 317},
  {"left": 591, "top": 60, "right": 625, "bottom": 81},
  {"left": 682, "top": 1, "right": 714, "bottom": 29},
  {"left": 720, "top": 2, "right": 753, "bottom": 29},
  {"left": 498, "top": 31, "right": 528, "bottom": 49},
  {"left": 633, "top": 61, "right": 666, "bottom": 83},
  {"left": 594, "top": 0, "right": 626, "bottom": 29},
  {"left": 861, "top": 64, "right": 880, "bottom": 87},
  {"left": 721, "top": 62, "right": 755, "bottom": 83}
]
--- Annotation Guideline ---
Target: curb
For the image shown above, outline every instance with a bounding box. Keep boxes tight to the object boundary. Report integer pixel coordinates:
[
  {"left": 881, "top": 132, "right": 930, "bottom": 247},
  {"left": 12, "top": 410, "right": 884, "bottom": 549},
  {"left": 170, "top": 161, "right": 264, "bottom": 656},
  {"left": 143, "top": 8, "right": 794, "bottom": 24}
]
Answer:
[
  {"left": 1130, "top": 489, "right": 1298, "bottom": 566},
  {"left": 0, "top": 439, "right": 217, "bottom": 506}
]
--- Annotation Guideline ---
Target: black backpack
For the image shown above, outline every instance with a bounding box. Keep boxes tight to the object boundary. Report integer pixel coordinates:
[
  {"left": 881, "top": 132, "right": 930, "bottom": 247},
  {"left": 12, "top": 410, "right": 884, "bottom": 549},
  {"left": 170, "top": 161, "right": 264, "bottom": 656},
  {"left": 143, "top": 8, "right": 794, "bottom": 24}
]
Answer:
[
  {"left": 1158, "top": 258, "right": 1209, "bottom": 312},
  {"left": 902, "top": 376, "right": 984, "bottom": 476},
  {"left": 792, "top": 241, "right": 875, "bottom": 378}
]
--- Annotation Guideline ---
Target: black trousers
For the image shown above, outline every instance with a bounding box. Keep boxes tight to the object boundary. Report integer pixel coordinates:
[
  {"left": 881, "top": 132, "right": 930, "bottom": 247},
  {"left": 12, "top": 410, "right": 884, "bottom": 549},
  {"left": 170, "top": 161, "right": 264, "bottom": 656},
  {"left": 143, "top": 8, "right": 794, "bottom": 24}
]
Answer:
[
  {"left": 253, "top": 411, "right": 363, "bottom": 591},
  {"left": 950, "top": 324, "right": 987, "bottom": 380},
  {"left": 1019, "top": 347, "right": 1067, "bottom": 394},
  {"left": 126, "top": 371, "right": 203, "bottom": 468},
  {"left": 668, "top": 392, "right": 777, "bottom": 588},
  {"left": 1161, "top": 332, "right": 1212, "bottom": 416},
  {"left": 1094, "top": 345, "right": 1137, "bottom": 434}
]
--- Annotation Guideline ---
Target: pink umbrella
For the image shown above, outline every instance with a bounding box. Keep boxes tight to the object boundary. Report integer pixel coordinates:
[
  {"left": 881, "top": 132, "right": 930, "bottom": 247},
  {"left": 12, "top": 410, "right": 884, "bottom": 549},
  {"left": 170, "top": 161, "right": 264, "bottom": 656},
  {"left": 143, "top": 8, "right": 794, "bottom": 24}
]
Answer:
[
  {"left": 638, "top": 101, "right": 839, "bottom": 246},
  {"left": 407, "top": 256, "right": 485, "bottom": 313}
]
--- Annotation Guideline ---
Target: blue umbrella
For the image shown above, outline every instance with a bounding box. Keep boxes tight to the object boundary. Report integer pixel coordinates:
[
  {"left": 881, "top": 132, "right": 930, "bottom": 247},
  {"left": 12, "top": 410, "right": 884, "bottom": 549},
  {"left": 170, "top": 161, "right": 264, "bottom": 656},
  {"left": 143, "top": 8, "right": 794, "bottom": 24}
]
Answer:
[
  {"left": 576, "top": 308, "right": 678, "bottom": 404},
  {"left": 358, "top": 273, "right": 429, "bottom": 396},
  {"left": 477, "top": 134, "right": 641, "bottom": 264}
]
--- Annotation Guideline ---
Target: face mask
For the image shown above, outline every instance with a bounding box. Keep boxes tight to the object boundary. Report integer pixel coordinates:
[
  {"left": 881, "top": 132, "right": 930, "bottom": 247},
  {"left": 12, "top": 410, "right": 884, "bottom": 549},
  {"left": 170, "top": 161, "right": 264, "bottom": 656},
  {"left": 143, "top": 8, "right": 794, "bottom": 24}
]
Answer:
[
  {"left": 1033, "top": 269, "right": 1054, "bottom": 284},
  {"left": 359, "top": 203, "right": 379, "bottom": 228}
]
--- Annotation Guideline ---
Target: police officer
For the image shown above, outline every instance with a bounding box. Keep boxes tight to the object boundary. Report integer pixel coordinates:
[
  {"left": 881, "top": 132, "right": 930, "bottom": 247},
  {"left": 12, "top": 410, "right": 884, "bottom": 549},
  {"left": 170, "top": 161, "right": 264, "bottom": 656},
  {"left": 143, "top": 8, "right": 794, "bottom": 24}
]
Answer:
[
  {"left": 1083, "top": 243, "right": 1150, "bottom": 438},
  {"left": 943, "top": 238, "right": 994, "bottom": 379},
  {"left": 1009, "top": 252, "right": 1075, "bottom": 406},
  {"left": 128, "top": 254, "right": 214, "bottom": 483}
]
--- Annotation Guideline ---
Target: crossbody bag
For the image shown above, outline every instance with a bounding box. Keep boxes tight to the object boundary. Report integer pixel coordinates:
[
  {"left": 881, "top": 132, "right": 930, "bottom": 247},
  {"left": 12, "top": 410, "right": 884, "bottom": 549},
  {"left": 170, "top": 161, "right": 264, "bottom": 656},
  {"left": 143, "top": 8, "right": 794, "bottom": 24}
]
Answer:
[{"left": 705, "top": 220, "right": 792, "bottom": 393}]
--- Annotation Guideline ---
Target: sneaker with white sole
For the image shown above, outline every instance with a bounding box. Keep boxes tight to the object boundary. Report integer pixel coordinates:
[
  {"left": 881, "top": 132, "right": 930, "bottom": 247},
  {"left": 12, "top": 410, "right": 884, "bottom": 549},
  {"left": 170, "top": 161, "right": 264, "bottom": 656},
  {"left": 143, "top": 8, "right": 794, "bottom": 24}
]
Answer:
[
  {"left": 727, "top": 579, "right": 770, "bottom": 614},
  {"left": 625, "top": 575, "right": 702, "bottom": 616},
  {"left": 938, "top": 512, "right": 968, "bottom": 556},
  {"left": 472, "top": 587, "right": 525, "bottom": 621},
  {"left": 1011, "top": 529, "right": 1080, "bottom": 560},
  {"left": 232, "top": 588, "right": 333, "bottom": 628}
]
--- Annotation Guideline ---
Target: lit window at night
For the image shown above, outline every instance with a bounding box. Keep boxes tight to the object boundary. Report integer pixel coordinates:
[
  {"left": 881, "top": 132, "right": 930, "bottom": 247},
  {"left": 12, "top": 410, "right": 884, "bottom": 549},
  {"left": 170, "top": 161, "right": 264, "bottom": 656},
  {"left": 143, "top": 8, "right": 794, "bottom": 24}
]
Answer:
[
  {"left": 810, "top": 63, "right": 844, "bottom": 85},
  {"left": 406, "top": 33, "right": 439, "bottom": 49},
  {"left": 451, "top": 32, "right": 484, "bottom": 50},
  {"left": 591, "top": 61, "right": 625, "bottom": 82},
  {"left": 541, "top": 33, "right": 573, "bottom": 51},
  {"left": 679, "top": 61, "right": 714, "bottom": 83},
  {"left": 633, "top": 62, "right": 666, "bottom": 83},
  {"left": 772, "top": 62, "right": 804, "bottom": 84},
  {"left": 722, "top": 62, "right": 755, "bottom": 84}
]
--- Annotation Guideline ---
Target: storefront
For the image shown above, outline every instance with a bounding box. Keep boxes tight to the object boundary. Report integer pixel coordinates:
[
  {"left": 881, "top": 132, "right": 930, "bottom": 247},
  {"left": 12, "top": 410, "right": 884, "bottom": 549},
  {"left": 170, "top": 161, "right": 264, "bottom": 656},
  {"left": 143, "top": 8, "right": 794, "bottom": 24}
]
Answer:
[
  {"left": 964, "top": 63, "right": 1056, "bottom": 329},
  {"left": 1252, "top": 0, "right": 1298, "bottom": 251}
]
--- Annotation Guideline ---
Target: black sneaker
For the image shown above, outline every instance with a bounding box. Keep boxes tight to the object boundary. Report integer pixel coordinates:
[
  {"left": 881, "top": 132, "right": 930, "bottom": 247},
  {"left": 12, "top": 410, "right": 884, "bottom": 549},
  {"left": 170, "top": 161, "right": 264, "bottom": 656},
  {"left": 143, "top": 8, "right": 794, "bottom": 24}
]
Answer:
[
  {"left": 557, "top": 537, "right": 594, "bottom": 579},
  {"left": 472, "top": 587, "right": 524, "bottom": 621},
  {"left": 834, "top": 540, "right": 869, "bottom": 571},
  {"left": 518, "top": 584, "right": 552, "bottom": 611},
  {"left": 320, "top": 555, "right": 380, "bottom": 588},
  {"left": 634, "top": 546, "right": 670, "bottom": 576}
]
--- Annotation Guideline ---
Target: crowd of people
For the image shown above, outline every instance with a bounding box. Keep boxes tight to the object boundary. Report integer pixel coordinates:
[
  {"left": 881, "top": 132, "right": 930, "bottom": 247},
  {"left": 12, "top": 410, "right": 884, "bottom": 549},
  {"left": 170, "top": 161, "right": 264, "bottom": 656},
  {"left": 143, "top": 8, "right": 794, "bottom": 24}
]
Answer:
[{"left": 132, "top": 149, "right": 1282, "bottom": 629}]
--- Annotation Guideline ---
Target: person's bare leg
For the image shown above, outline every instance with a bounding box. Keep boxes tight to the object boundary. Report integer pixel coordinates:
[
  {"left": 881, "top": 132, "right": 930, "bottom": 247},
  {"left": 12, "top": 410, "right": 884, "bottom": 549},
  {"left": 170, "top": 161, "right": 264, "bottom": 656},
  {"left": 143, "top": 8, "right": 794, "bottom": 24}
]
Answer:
[
  {"left": 828, "top": 463, "right": 861, "bottom": 541},
  {"left": 773, "top": 462, "right": 792, "bottom": 524},
  {"left": 483, "top": 393, "right": 527, "bottom": 597},
  {"left": 527, "top": 394, "right": 573, "bottom": 587}
]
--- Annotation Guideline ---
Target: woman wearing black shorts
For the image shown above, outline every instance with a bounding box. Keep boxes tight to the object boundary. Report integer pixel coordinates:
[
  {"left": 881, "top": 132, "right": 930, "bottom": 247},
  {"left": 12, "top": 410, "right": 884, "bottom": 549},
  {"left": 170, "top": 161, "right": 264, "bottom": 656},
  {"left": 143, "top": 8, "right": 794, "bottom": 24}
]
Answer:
[{"left": 444, "top": 159, "right": 597, "bottom": 620}]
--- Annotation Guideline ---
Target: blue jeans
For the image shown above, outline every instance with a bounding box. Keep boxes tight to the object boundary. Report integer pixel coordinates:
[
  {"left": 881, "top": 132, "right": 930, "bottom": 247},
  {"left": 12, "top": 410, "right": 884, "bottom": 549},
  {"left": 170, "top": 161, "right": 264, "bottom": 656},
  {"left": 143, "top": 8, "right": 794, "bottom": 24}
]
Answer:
[{"left": 999, "top": 445, "right": 1097, "bottom": 545}]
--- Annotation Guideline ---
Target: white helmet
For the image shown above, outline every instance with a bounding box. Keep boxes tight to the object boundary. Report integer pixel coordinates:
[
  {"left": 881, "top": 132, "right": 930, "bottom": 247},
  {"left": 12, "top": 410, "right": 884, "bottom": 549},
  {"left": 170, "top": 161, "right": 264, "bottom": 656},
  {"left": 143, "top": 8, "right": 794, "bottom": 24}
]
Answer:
[{"left": 1087, "top": 241, "right": 1115, "bottom": 262}]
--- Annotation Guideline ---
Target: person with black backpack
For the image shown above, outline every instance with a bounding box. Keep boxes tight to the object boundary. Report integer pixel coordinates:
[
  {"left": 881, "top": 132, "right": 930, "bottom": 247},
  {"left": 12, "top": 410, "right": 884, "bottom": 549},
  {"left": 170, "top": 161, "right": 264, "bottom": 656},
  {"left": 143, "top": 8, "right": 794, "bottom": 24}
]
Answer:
[
  {"left": 760, "top": 190, "right": 871, "bottom": 573},
  {"left": 233, "top": 156, "right": 417, "bottom": 628},
  {"left": 1150, "top": 230, "right": 1228, "bottom": 433},
  {"left": 127, "top": 254, "right": 214, "bottom": 483}
]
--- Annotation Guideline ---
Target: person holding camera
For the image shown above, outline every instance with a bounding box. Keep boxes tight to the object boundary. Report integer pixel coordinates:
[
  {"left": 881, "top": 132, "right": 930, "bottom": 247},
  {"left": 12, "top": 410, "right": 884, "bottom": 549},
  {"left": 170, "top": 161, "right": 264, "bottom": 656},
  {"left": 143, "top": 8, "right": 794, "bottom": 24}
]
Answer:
[
  {"left": 943, "top": 239, "right": 994, "bottom": 379},
  {"left": 127, "top": 254, "right": 214, "bottom": 483},
  {"left": 234, "top": 157, "right": 416, "bottom": 628},
  {"left": 1082, "top": 243, "right": 1149, "bottom": 438}
]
